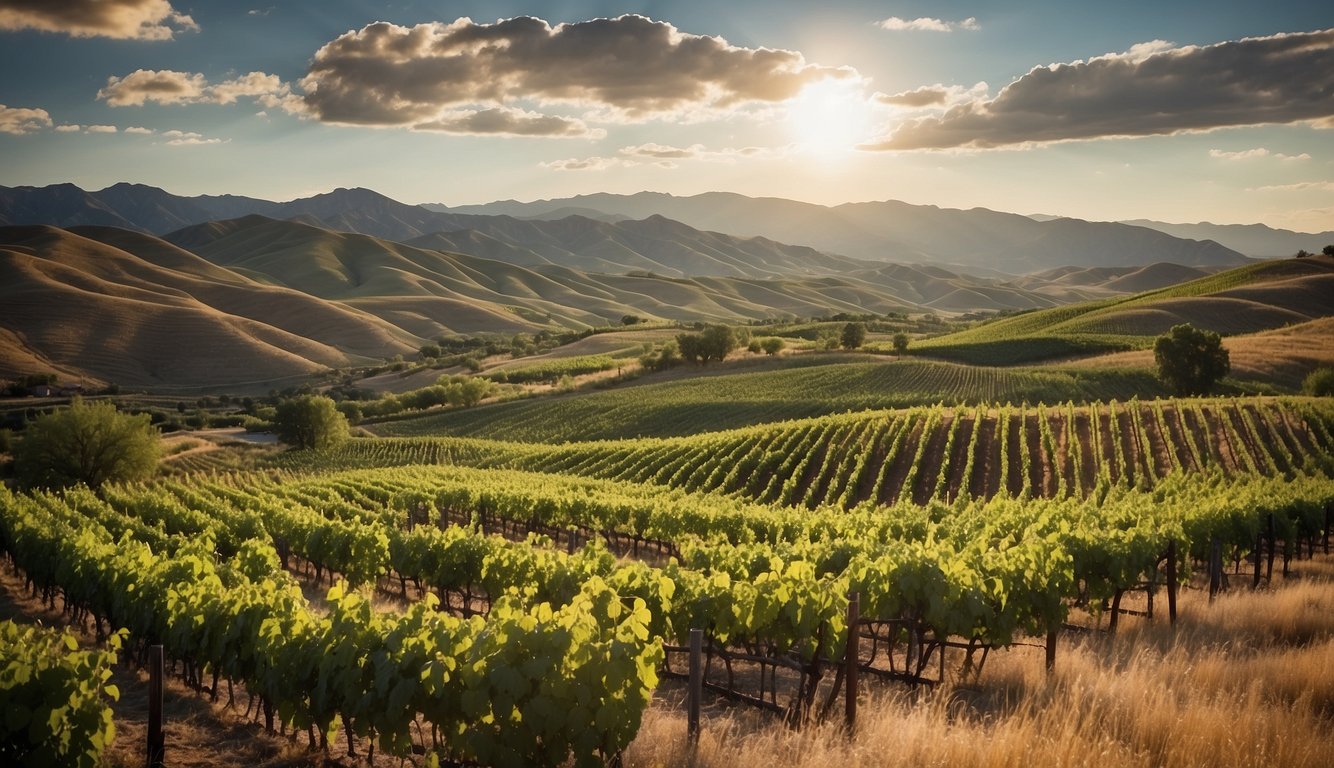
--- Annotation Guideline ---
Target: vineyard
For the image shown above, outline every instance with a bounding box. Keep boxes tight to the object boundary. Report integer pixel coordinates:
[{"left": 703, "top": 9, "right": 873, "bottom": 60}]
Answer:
[
  {"left": 3, "top": 441, "right": 1333, "bottom": 764},
  {"left": 371, "top": 359, "right": 1164, "bottom": 442},
  {"left": 321, "top": 397, "right": 1334, "bottom": 509}
]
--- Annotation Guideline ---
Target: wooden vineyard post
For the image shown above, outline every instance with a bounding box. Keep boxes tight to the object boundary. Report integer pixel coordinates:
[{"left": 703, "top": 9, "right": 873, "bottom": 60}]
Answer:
[
  {"left": 147, "top": 644, "right": 165, "bottom": 768},
  {"left": 1252, "top": 531, "right": 1263, "bottom": 589},
  {"left": 687, "top": 629, "right": 703, "bottom": 746},
  {"left": 1209, "top": 537, "right": 1222, "bottom": 601},
  {"left": 1045, "top": 626, "right": 1057, "bottom": 672},
  {"left": 1266, "top": 513, "right": 1276, "bottom": 583},
  {"left": 1165, "top": 540, "right": 1178, "bottom": 626},
  {"left": 845, "top": 591, "right": 859, "bottom": 732}
]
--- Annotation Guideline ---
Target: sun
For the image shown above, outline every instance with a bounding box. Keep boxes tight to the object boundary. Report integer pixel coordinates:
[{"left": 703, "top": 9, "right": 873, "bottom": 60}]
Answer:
[{"left": 785, "top": 79, "right": 875, "bottom": 155}]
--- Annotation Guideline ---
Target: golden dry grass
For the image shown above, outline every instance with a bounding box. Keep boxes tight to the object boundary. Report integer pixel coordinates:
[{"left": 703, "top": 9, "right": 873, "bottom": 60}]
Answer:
[{"left": 626, "top": 563, "right": 1334, "bottom": 768}]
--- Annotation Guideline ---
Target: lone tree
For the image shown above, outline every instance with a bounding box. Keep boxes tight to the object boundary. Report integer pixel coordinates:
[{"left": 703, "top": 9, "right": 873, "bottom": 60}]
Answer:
[
  {"left": 676, "top": 325, "right": 737, "bottom": 364},
  {"left": 840, "top": 322, "right": 867, "bottom": 350},
  {"left": 892, "top": 332, "right": 910, "bottom": 354},
  {"left": 13, "top": 398, "right": 160, "bottom": 489},
  {"left": 272, "top": 395, "right": 349, "bottom": 450},
  {"left": 1324, "top": 244, "right": 1334, "bottom": 257},
  {"left": 761, "top": 337, "right": 785, "bottom": 356},
  {"left": 1304, "top": 367, "right": 1334, "bottom": 397},
  {"left": 1154, "top": 323, "right": 1230, "bottom": 396}
]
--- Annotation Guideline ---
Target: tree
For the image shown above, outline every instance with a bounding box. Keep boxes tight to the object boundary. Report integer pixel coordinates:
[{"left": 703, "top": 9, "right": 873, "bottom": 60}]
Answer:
[
  {"left": 700, "top": 325, "right": 737, "bottom": 362},
  {"left": 761, "top": 337, "right": 785, "bottom": 356},
  {"left": 1303, "top": 367, "right": 1334, "bottom": 397},
  {"left": 1296, "top": 249, "right": 1311, "bottom": 258},
  {"left": 892, "top": 333, "right": 910, "bottom": 353},
  {"left": 419, "top": 343, "right": 442, "bottom": 359},
  {"left": 272, "top": 395, "right": 349, "bottom": 450},
  {"left": 1323, "top": 245, "right": 1334, "bottom": 257},
  {"left": 621, "top": 314, "right": 642, "bottom": 326},
  {"left": 840, "top": 322, "right": 866, "bottom": 350},
  {"left": 1153, "top": 324, "right": 1230, "bottom": 396},
  {"left": 13, "top": 399, "right": 160, "bottom": 489}
]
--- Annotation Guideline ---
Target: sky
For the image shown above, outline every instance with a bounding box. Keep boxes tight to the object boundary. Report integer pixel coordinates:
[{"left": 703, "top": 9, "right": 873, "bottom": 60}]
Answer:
[{"left": 0, "top": 0, "right": 1332, "bottom": 231}]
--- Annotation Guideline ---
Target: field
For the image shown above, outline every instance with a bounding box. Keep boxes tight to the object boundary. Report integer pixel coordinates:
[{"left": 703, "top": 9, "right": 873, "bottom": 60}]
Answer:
[
  {"left": 4, "top": 386, "right": 1334, "bottom": 766},
  {"left": 369, "top": 358, "right": 1169, "bottom": 442}
]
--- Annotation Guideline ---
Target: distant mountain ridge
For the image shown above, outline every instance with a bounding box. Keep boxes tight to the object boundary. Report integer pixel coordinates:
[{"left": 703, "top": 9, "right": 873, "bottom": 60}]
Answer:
[
  {"left": 0, "top": 182, "right": 1250, "bottom": 275},
  {"left": 1118, "top": 218, "right": 1334, "bottom": 259}
]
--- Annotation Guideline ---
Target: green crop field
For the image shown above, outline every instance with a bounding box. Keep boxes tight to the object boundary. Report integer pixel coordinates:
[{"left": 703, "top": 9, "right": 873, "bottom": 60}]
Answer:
[{"left": 369, "top": 359, "right": 1166, "bottom": 442}]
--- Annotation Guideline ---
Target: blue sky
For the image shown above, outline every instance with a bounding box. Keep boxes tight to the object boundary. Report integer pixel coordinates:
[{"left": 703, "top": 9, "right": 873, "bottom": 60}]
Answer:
[{"left": 1, "top": 1, "right": 1331, "bottom": 230}]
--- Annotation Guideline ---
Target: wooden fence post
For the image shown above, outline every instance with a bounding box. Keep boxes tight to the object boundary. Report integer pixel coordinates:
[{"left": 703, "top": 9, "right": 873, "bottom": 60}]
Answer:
[
  {"left": 687, "top": 629, "right": 703, "bottom": 746},
  {"left": 1208, "top": 537, "right": 1222, "bottom": 601},
  {"left": 1166, "top": 540, "right": 1178, "bottom": 625},
  {"left": 845, "top": 592, "right": 859, "bottom": 732},
  {"left": 147, "top": 644, "right": 164, "bottom": 768}
]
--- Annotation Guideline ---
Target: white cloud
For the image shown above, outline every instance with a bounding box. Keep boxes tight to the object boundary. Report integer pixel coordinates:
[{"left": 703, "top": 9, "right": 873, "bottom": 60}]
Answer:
[
  {"left": 99, "top": 69, "right": 290, "bottom": 108},
  {"left": 541, "top": 156, "right": 618, "bottom": 171},
  {"left": 160, "top": 129, "right": 223, "bottom": 146},
  {"left": 877, "top": 17, "right": 979, "bottom": 32},
  {"left": 864, "top": 28, "right": 1334, "bottom": 151},
  {"left": 1249, "top": 181, "right": 1334, "bottom": 192},
  {"left": 85, "top": 124, "right": 117, "bottom": 133},
  {"left": 874, "top": 83, "right": 988, "bottom": 109},
  {"left": 0, "top": 104, "right": 52, "bottom": 134},
  {"left": 54, "top": 123, "right": 81, "bottom": 132},
  {"left": 1208, "top": 147, "right": 1310, "bottom": 161},
  {"left": 0, "top": 0, "right": 196, "bottom": 41},
  {"left": 124, "top": 126, "right": 154, "bottom": 134}
]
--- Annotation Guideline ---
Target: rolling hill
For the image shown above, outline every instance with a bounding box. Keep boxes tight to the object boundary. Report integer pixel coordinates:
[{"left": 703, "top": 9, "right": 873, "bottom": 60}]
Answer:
[
  {"left": 1, "top": 182, "right": 1250, "bottom": 275},
  {"left": 916, "top": 255, "right": 1334, "bottom": 364},
  {"left": 1, "top": 216, "right": 1129, "bottom": 390}
]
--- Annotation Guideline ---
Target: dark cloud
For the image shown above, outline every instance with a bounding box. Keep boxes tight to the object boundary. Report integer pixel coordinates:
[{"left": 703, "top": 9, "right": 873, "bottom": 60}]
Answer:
[
  {"left": 414, "top": 107, "right": 599, "bottom": 137},
  {"left": 0, "top": 0, "right": 195, "bottom": 40},
  {"left": 298, "top": 14, "right": 853, "bottom": 127},
  {"left": 865, "top": 29, "right": 1334, "bottom": 150}
]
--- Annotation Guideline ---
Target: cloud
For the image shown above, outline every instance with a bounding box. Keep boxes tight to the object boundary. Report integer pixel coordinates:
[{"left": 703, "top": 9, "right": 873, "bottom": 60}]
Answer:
[
  {"left": 864, "top": 28, "right": 1334, "bottom": 150},
  {"left": 298, "top": 14, "right": 853, "bottom": 128},
  {"left": 413, "top": 106, "right": 601, "bottom": 137},
  {"left": 1249, "top": 181, "right": 1334, "bottom": 192},
  {"left": 874, "top": 83, "right": 987, "bottom": 109},
  {"left": 0, "top": 104, "right": 52, "bottom": 134},
  {"left": 98, "top": 69, "right": 290, "bottom": 108},
  {"left": 1209, "top": 147, "right": 1310, "bottom": 161},
  {"left": 54, "top": 123, "right": 81, "bottom": 132},
  {"left": 85, "top": 124, "right": 117, "bottom": 133},
  {"left": 545, "top": 142, "right": 779, "bottom": 171},
  {"left": 160, "top": 129, "right": 223, "bottom": 146},
  {"left": 0, "top": 0, "right": 196, "bottom": 40},
  {"left": 542, "top": 156, "right": 618, "bottom": 171},
  {"left": 877, "top": 17, "right": 979, "bottom": 32},
  {"left": 124, "top": 125, "right": 154, "bottom": 134}
]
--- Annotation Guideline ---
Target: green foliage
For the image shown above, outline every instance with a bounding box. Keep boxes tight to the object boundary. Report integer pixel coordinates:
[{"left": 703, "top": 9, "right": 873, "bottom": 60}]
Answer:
[
  {"left": 640, "top": 341, "right": 682, "bottom": 373},
  {"left": 418, "top": 343, "right": 442, "bottom": 359},
  {"left": 840, "top": 322, "right": 866, "bottom": 350},
  {"left": 892, "top": 332, "right": 910, "bottom": 353},
  {"left": 761, "top": 337, "right": 785, "bottom": 356},
  {"left": 0, "top": 621, "right": 122, "bottom": 768},
  {"left": 1324, "top": 245, "right": 1334, "bottom": 257},
  {"left": 272, "top": 395, "right": 350, "bottom": 450},
  {"left": 13, "top": 399, "right": 160, "bottom": 489},
  {"left": 373, "top": 359, "right": 1164, "bottom": 443},
  {"left": 1154, "top": 324, "right": 1230, "bottom": 396},
  {"left": 677, "top": 325, "right": 736, "bottom": 364},
  {"left": 483, "top": 356, "right": 615, "bottom": 385},
  {"left": 621, "top": 314, "right": 642, "bottom": 326},
  {"left": 1304, "top": 367, "right": 1334, "bottom": 397}
]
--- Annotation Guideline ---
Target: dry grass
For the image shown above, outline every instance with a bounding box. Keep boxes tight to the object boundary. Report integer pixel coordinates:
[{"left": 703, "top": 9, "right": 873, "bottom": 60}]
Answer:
[{"left": 625, "top": 564, "right": 1334, "bottom": 768}]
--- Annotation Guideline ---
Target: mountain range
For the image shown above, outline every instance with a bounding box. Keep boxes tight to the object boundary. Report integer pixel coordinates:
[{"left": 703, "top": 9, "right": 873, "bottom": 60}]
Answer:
[{"left": 0, "top": 182, "right": 1256, "bottom": 275}]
